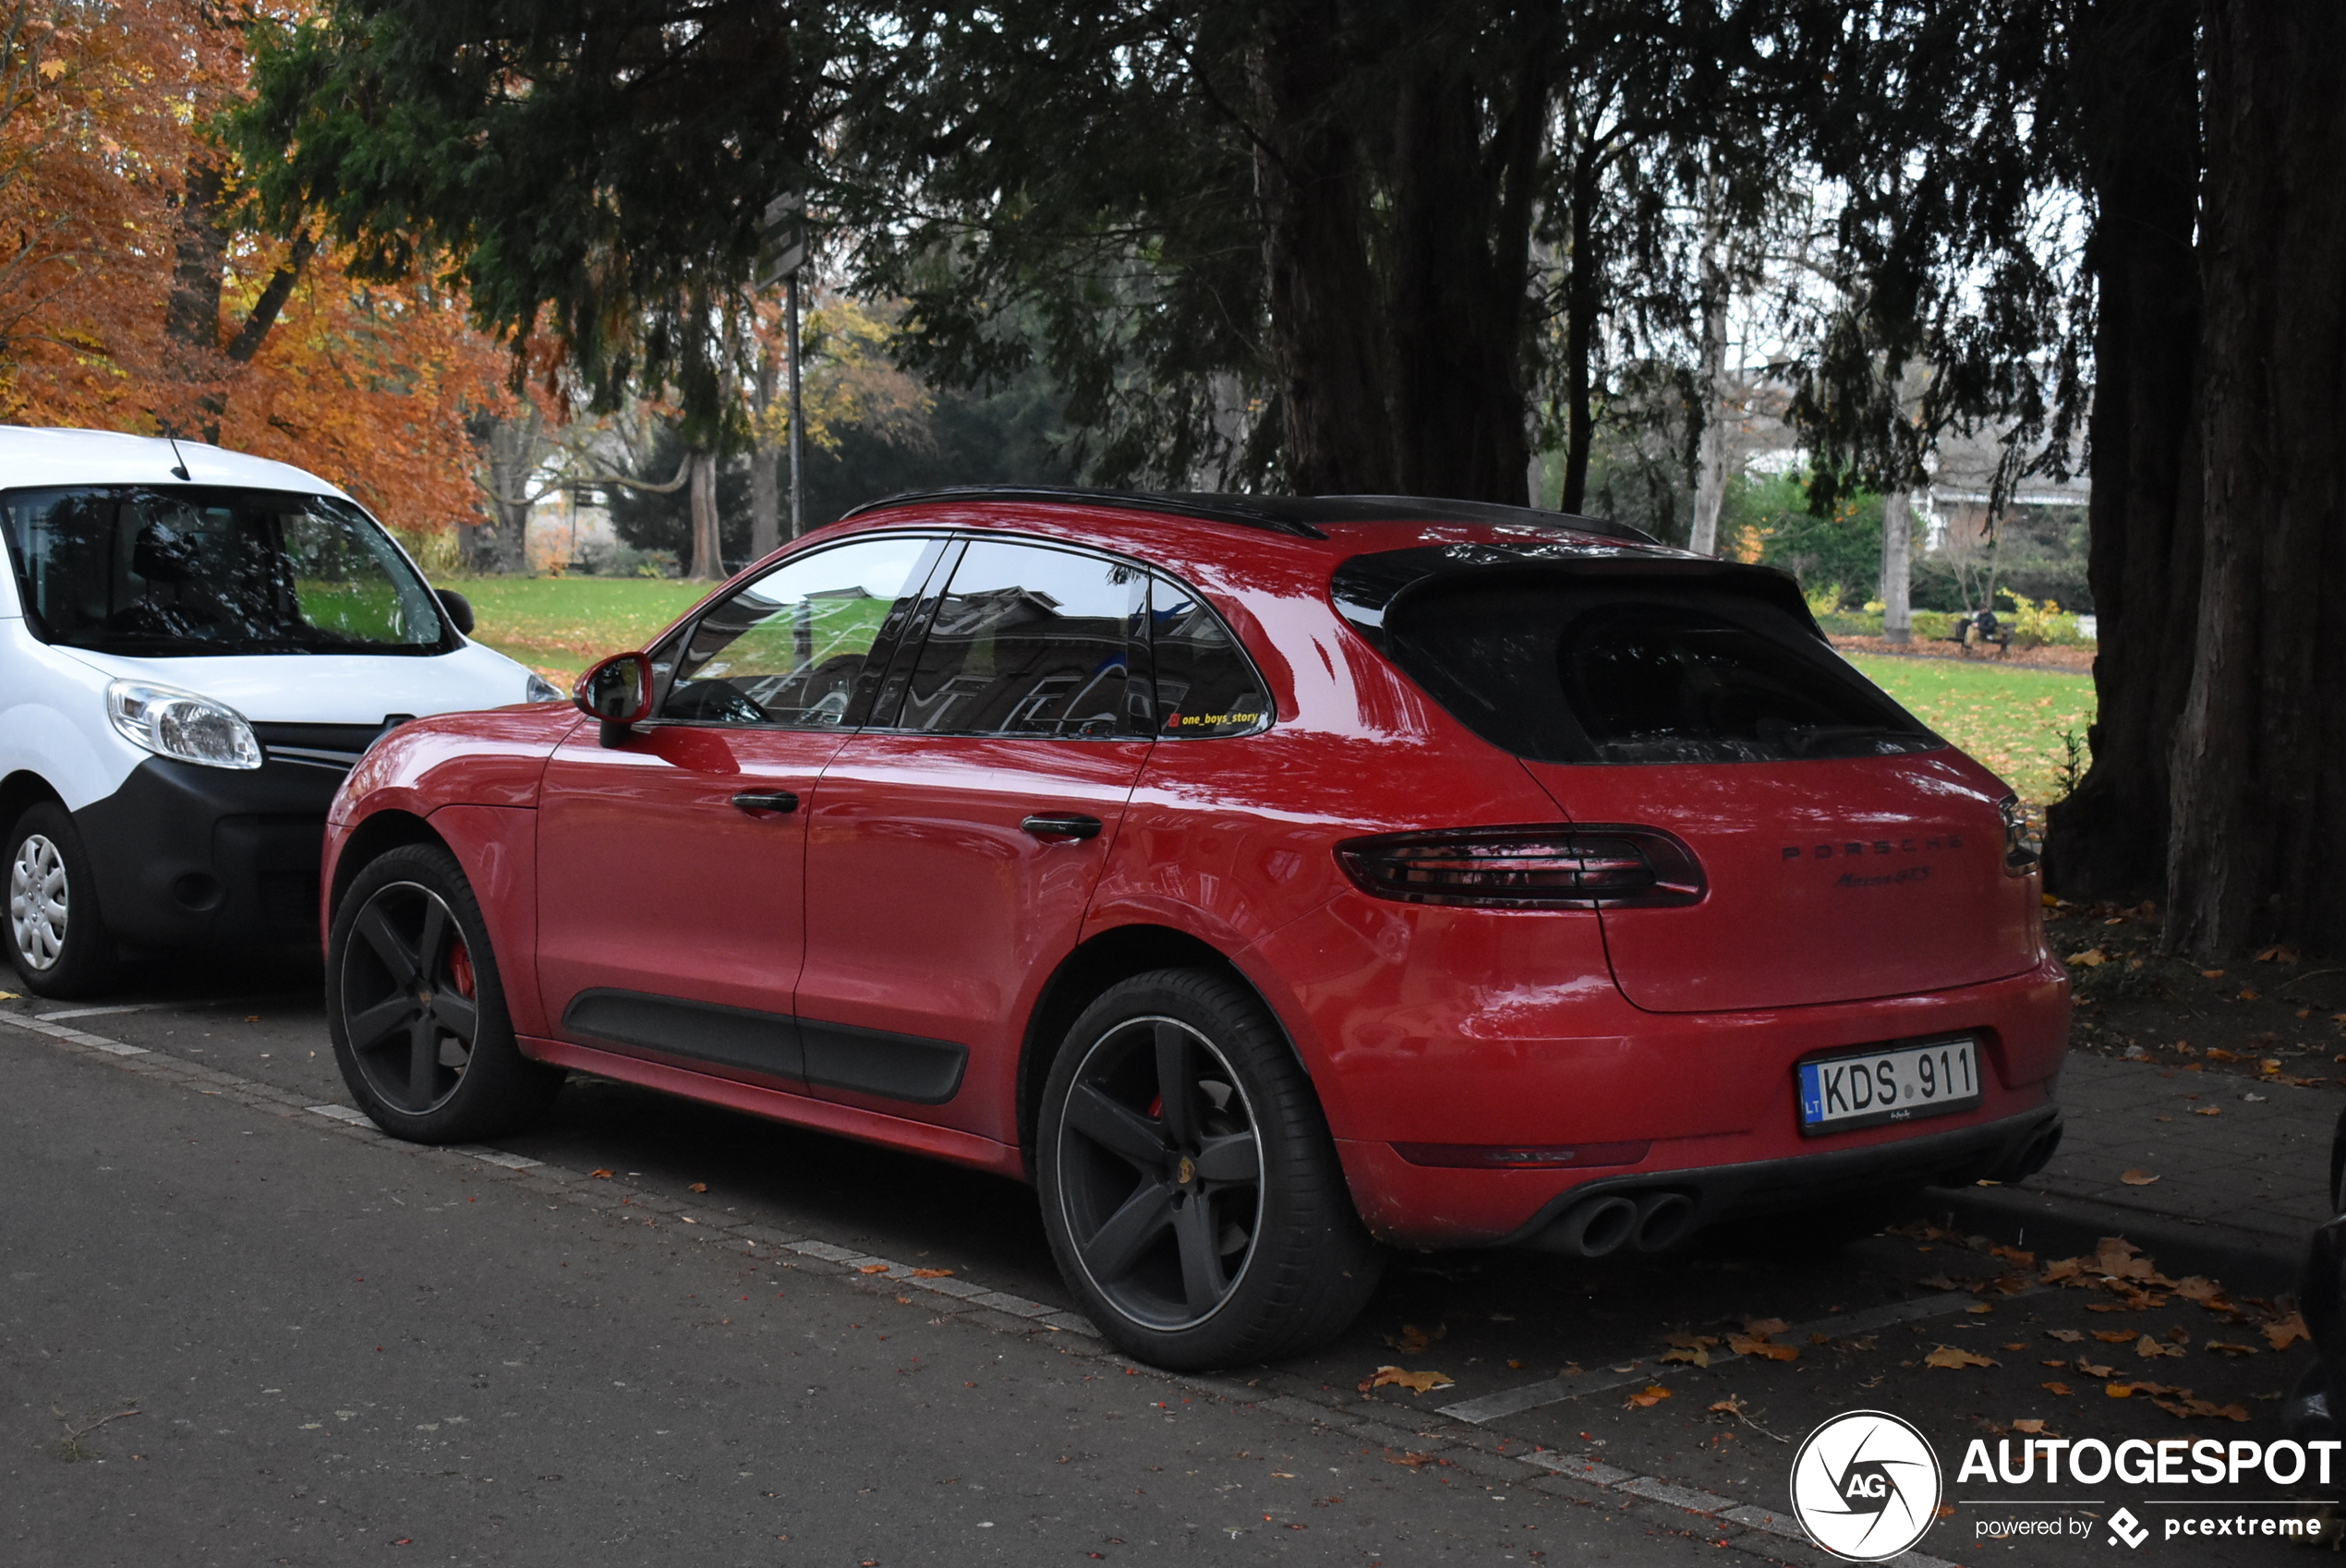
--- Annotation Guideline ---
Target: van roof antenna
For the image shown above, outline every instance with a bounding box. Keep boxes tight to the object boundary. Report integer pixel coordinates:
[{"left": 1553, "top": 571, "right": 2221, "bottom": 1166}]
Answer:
[{"left": 163, "top": 432, "right": 191, "bottom": 481}]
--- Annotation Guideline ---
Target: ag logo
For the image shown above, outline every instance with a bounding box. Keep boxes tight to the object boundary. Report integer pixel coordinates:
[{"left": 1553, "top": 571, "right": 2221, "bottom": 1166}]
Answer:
[{"left": 1789, "top": 1410, "right": 1942, "bottom": 1562}]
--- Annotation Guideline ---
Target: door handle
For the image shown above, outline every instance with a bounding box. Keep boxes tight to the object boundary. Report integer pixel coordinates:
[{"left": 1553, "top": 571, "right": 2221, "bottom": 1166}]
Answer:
[
  {"left": 1021, "top": 812, "right": 1103, "bottom": 841},
  {"left": 730, "top": 790, "right": 800, "bottom": 814}
]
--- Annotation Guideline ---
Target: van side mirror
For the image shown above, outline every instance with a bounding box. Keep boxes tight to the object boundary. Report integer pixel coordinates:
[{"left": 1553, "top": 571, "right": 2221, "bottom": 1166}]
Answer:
[
  {"left": 434, "top": 587, "right": 475, "bottom": 635},
  {"left": 575, "top": 651, "right": 653, "bottom": 747}
]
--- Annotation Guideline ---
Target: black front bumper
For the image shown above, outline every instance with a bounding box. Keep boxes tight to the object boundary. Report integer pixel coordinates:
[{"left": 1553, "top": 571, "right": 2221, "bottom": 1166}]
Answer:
[{"left": 75, "top": 755, "right": 345, "bottom": 950}]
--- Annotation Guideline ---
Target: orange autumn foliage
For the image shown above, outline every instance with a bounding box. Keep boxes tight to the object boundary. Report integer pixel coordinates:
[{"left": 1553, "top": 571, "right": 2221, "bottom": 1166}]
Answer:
[{"left": 0, "top": 0, "right": 509, "bottom": 531}]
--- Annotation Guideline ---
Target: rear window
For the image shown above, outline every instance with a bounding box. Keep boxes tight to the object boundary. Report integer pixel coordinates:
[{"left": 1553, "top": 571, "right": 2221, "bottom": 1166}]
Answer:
[{"left": 1370, "top": 573, "right": 1941, "bottom": 765}]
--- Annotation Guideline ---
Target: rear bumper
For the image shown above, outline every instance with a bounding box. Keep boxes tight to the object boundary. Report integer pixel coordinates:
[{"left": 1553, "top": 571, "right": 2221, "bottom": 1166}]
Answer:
[
  {"left": 74, "top": 755, "right": 341, "bottom": 949},
  {"left": 1245, "top": 890, "right": 2070, "bottom": 1248}
]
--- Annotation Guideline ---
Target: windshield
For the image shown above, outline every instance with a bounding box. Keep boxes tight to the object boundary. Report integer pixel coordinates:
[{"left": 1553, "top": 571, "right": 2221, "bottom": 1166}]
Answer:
[{"left": 0, "top": 485, "right": 448, "bottom": 657}]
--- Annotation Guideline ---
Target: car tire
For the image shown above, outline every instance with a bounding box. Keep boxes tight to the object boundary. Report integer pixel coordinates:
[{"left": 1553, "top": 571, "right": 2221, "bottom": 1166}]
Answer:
[
  {"left": 326, "top": 842, "right": 562, "bottom": 1144},
  {"left": 1036, "top": 968, "right": 1384, "bottom": 1370},
  {"left": 5, "top": 801, "right": 116, "bottom": 998}
]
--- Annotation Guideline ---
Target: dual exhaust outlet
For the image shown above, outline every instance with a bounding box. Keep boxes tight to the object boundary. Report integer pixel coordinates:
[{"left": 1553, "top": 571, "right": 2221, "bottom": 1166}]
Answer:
[{"left": 1532, "top": 1189, "right": 1697, "bottom": 1259}]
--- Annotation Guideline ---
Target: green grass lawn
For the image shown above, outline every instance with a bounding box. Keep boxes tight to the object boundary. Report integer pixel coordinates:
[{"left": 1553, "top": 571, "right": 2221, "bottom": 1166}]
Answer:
[
  {"left": 448, "top": 576, "right": 711, "bottom": 680},
  {"left": 447, "top": 577, "right": 2098, "bottom": 809},
  {"left": 1845, "top": 653, "right": 2095, "bottom": 810}
]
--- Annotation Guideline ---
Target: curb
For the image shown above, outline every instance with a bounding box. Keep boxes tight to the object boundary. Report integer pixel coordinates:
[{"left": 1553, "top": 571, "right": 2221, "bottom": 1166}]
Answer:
[{"left": 1922, "top": 1181, "right": 2306, "bottom": 1297}]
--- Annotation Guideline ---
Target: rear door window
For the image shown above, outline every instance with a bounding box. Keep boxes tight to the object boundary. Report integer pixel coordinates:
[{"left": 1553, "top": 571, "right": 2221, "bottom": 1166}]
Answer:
[
  {"left": 890, "top": 539, "right": 1146, "bottom": 738},
  {"left": 1376, "top": 573, "right": 1939, "bottom": 764}
]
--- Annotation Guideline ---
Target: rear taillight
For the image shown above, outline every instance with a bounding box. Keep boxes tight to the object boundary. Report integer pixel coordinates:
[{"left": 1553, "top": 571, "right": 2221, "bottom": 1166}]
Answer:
[{"left": 1336, "top": 825, "right": 1704, "bottom": 909}]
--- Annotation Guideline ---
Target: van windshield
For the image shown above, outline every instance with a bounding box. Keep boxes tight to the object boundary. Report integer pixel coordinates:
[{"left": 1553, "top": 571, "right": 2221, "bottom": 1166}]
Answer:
[{"left": 0, "top": 485, "right": 448, "bottom": 656}]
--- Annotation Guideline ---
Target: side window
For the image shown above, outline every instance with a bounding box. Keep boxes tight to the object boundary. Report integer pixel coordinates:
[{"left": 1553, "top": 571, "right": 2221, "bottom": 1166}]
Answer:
[
  {"left": 661, "top": 537, "right": 933, "bottom": 728},
  {"left": 1149, "top": 573, "right": 1270, "bottom": 738},
  {"left": 894, "top": 540, "right": 1143, "bottom": 738}
]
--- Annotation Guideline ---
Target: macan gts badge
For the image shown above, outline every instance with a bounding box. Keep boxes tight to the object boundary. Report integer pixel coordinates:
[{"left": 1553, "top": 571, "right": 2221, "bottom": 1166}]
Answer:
[{"left": 320, "top": 487, "right": 2070, "bottom": 1369}]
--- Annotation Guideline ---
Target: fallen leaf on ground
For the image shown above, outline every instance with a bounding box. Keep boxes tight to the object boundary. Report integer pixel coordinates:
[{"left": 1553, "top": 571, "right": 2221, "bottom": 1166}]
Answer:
[
  {"left": 909, "top": 1268, "right": 954, "bottom": 1279},
  {"left": 2093, "top": 1330, "right": 2136, "bottom": 1344},
  {"left": 1991, "top": 1245, "right": 2037, "bottom": 1266},
  {"left": 1659, "top": 1345, "right": 1712, "bottom": 1367},
  {"left": 2206, "top": 1046, "right": 2238, "bottom": 1061},
  {"left": 1738, "top": 1318, "right": 1790, "bottom": 1336},
  {"left": 1728, "top": 1333, "right": 1799, "bottom": 1362},
  {"left": 2152, "top": 1393, "right": 2251, "bottom": 1422},
  {"left": 2012, "top": 1418, "right": 2050, "bottom": 1434},
  {"left": 1924, "top": 1345, "right": 1998, "bottom": 1369},
  {"left": 2042, "top": 1381, "right": 2074, "bottom": 1396},
  {"left": 2203, "top": 971, "right": 2227, "bottom": 981},
  {"left": 1360, "top": 1366, "right": 1455, "bottom": 1395},
  {"left": 2135, "top": 1335, "right": 2184, "bottom": 1359},
  {"left": 1965, "top": 1304, "right": 1994, "bottom": 1316},
  {"left": 858, "top": 1263, "right": 892, "bottom": 1274},
  {"left": 2264, "top": 1313, "right": 2311, "bottom": 1352},
  {"left": 1385, "top": 1451, "right": 1442, "bottom": 1466},
  {"left": 2120, "top": 1170, "right": 2160, "bottom": 1186},
  {"left": 688, "top": 1182, "right": 707, "bottom": 1193},
  {"left": 590, "top": 1168, "right": 613, "bottom": 1179},
  {"left": 1623, "top": 1385, "right": 1673, "bottom": 1409},
  {"left": 1381, "top": 1323, "right": 1445, "bottom": 1355},
  {"left": 2003, "top": 1342, "right": 2030, "bottom": 1351},
  {"left": 2193, "top": 1106, "right": 2221, "bottom": 1116},
  {"left": 2067, "top": 948, "right": 2109, "bottom": 967},
  {"left": 1918, "top": 1274, "right": 1962, "bottom": 1291},
  {"left": 2205, "top": 1342, "right": 2259, "bottom": 1357},
  {"left": 2107, "top": 1383, "right": 2134, "bottom": 1397},
  {"left": 2078, "top": 1361, "right": 2117, "bottom": 1378},
  {"left": 2255, "top": 946, "right": 2295, "bottom": 963},
  {"left": 2047, "top": 1328, "right": 2085, "bottom": 1343}
]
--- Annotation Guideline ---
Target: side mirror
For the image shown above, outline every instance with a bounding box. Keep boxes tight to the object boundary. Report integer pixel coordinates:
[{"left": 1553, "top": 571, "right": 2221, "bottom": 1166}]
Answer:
[
  {"left": 434, "top": 587, "right": 476, "bottom": 635},
  {"left": 575, "top": 651, "right": 654, "bottom": 747}
]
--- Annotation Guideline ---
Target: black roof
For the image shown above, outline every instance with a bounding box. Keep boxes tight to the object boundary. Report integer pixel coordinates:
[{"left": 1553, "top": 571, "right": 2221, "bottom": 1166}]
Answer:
[{"left": 836, "top": 486, "right": 1663, "bottom": 547}]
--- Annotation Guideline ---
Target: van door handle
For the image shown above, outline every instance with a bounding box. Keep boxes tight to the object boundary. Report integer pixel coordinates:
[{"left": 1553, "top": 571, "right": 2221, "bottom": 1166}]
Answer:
[
  {"left": 1021, "top": 813, "right": 1103, "bottom": 841},
  {"left": 730, "top": 790, "right": 799, "bottom": 814}
]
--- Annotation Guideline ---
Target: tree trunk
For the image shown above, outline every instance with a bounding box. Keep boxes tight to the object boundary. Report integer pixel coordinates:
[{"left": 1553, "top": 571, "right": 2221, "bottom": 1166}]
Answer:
[
  {"left": 1880, "top": 490, "right": 1913, "bottom": 644},
  {"left": 2165, "top": 0, "right": 2346, "bottom": 958},
  {"left": 1252, "top": 3, "right": 1395, "bottom": 495},
  {"left": 165, "top": 163, "right": 229, "bottom": 440},
  {"left": 687, "top": 449, "right": 724, "bottom": 580},
  {"left": 1559, "top": 157, "right": 1601, "bottom": 513},
  {"left": 750, "top": 335, "right": 781, "bottom": 561},
  {"left": 1687, "top": 199, "right": 1730, "bottom": 555},
  {"left": 482, "top": 411, "right": 544, "bottom": 574},
  {"left": 1385, "top": 19, "right": 1548, "bottom": 502},
  {"left": 2041, "top": 0, "right": 2205, "bottom": 904}
]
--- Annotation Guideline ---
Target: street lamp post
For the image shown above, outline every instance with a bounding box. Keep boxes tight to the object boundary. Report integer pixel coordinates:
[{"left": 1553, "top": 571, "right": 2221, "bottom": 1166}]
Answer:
[{"left": 757, "top": 191, "right": 810, "bottom": 539}]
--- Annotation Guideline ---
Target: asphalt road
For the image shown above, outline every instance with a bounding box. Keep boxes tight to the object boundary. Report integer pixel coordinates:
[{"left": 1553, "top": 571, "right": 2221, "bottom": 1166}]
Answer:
[{"left": 1, "top": 954, "right": 2332, "bottom": 1565}]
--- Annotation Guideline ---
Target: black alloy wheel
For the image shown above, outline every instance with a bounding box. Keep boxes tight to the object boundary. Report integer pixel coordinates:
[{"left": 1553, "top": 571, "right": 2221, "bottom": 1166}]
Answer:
[
  {"left": 1038, "top": 968, "right": 1383, "bottom": 1369},
  {"left": 339, "top": 878, "right": 481, "bottom": 1116},
  {"left": 1054, "top": 1015, "right": 1265, "bottom": 1330},
  {"left": 326, "top": 842, "right": 560, "bottom": 1143}
]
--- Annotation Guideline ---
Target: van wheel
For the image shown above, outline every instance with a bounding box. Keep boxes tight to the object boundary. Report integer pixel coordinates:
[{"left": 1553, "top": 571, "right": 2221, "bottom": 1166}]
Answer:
[
  {"left": 326, "top": 843, "right": 561, "bottom": 1143},
  {"left": 1036, "top": 968, "right": 1383, "bottom": 1370},
  {"left": 5, "top": 802, "right": 115, "bottom": 997}
]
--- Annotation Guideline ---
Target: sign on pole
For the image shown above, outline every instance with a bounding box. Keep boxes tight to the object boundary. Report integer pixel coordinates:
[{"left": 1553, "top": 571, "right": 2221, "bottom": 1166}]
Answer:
[{"left": 756, "top": 192, "right": 807, "bottom": 289}]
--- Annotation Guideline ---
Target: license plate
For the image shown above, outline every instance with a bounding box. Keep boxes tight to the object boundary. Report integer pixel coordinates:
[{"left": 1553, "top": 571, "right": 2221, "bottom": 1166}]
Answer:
[{"left": 1797, "top": 1036, "right": 1981, "bottom": 1135}]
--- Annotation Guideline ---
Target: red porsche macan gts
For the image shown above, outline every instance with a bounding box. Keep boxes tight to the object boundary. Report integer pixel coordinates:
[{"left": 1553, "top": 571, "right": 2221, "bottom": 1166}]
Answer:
[{"left": 320, "top": 488, "right": 2068, "bottom": 1369}]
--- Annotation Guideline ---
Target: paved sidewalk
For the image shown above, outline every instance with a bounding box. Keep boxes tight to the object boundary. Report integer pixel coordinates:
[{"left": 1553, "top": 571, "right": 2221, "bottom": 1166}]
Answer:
[{"left": 1942, "top": 1048, "right": 2339, "bottom": 1288}]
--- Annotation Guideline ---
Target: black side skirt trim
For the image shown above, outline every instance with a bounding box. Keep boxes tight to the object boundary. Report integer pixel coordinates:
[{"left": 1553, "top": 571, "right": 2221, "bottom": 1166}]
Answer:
[{"left": 559, "top": 990, "right": 970, "bottom": 1105}]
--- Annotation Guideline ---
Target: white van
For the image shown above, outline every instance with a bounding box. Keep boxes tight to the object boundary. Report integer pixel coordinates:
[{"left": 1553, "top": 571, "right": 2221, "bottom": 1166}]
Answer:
[{"left": 0, "top": 428, "right": 559, "bottom": 995}]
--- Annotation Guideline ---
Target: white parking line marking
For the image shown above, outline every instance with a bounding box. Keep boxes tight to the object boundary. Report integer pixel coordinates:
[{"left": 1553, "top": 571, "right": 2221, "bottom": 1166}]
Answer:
[
  {"left": 0, "top": 1010, "right": 148, "bottom": 1053},
  {"left": 1437, "top": 1289, "right": 2000, "bottom": 1423},
  {"left": 34, "top": 1002, "right": 170, "bottom": 1021},
  {"left": 306, "top": 1104, "right": 374, "bottom": 1126}
]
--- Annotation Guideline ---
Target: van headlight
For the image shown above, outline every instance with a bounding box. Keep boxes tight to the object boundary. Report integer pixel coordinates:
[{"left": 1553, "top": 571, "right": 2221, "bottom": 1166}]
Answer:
[
  {"left": 525, "top": 673, "right": 562, "bottom": 703},
  {"left": 105, "top": 681, "right": 263, "bottom": 770}
]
